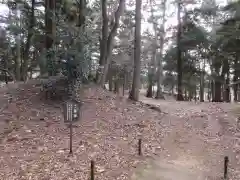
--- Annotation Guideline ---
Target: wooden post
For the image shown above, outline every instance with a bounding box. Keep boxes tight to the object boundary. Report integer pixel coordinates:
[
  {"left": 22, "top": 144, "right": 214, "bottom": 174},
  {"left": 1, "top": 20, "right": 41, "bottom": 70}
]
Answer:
[
  {"left": 138, "top": 139, "right": 142, "bottom": 156},
  {"left": 69, "top": 122, "right": 73, "bottom": 154},
  {"left": 91, "top": 160, "right": 94, "bottom": 180},
  {"left": 224, "top": 156, "right": 229, "bottom": 179}
]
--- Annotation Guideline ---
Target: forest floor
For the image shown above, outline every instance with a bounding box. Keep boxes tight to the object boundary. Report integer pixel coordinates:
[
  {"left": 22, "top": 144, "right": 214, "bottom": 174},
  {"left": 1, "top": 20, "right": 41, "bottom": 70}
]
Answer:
[
  {"left": 0, "top": 82, "right": 240, "bottom": 180},
  {"left": 134, "top": 96, "right": 240, "bottom": 180}
]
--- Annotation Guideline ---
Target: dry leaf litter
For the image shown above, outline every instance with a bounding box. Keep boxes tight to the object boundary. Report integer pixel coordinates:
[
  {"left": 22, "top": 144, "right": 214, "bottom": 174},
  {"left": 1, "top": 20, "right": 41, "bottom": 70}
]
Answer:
[{"left": 0, "top": 82, "right": 239, "bottom": 179}]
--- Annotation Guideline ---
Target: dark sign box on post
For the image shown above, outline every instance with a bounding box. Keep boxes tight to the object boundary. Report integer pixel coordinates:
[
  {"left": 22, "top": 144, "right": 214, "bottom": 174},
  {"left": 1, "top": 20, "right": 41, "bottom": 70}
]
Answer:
[
  {"left": 63, "top": 99, "right": 82, "bottom": 154},
  {"left": 63, "top": 99, "right": 82, "bottom": 123}
]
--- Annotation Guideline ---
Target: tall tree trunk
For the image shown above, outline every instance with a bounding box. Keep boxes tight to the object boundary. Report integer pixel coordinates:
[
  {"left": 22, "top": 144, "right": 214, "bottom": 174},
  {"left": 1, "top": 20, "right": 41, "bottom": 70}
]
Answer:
[
  {"left": 176, "top": 0, "right": 184, "bottom": 101},
  {"left": 77, "top": 0, "right": 86, "bottom": 27},
  {"left": 98, "top": 0, "right": 125, "bottom": 86},
  {"left": 146, "top": 66, "right": 154, "bottom": 97},
  {"left": 233, "top": 78, "right": 238, "bottom": 102},
  {"left": 224, "top": 74, "right": 230, "bottom": 102},
  {"left": 189, "top": 88, "right": 193, "bottom": 101},
  {"left": 108, "top": 65, "right": 113, "bottom": 91},
  {"left": 155, "top": 0, "right": 167, "bottom": 99},
  {"left": 233, "top": 53, "right": 238, "bottom": 102},
  {"left": 15, "top": 6, "right": 21, "bottom": 81},
  {"left": 211, "top": 80, "right": 214, "bottom": 101},
  {"left": 224, "top": 63, "right": 230, "bottom": 102},
  {"left": 45, "top": 0, "right": 56, "bottom": 76},
  {"left": 22, "top": 0, "right": 35, "bottom": 81},
  {"left": 184, "top": 88, "right": 187, "bottom": 100},
  {"left": 129, "top": 0, "right": 142, "bottom": 101},
  {"left": 126, "top": 70, "right": 131, "bottom": 90},
  {"left": 4, "top": 55, "right": 8, "bottom": 84},
  {"left": 114, "top": 79, "right": 120, "bottom": 94},
  {"left": 0, "top": 30, "right": 9, "bottom": 84},
  {"left": 16, "top": 33, "right": 21, "bottom": 80},
  {"left": 148, "top": 0, "right": 157, "bottom": 98},
  {"left": 194, "top": 86, "right": 197, "bottom": 101},
  {"left": 96, "top": 0, "right": 108, "bottom": 82},
  {"left": 238, "top": 85, "right": 240, "bottom": 102},
  {"left": 207, "top": 80, "right": 211, "bottom": 101},
  {"left": 213, "top": 80, "right": 222, "bottom": 102},
  {"left": 200, "top": 58, "right": 206, "bottom": 102},
  {"left": 123, "top": 70, "right": 128, "bottom": 90},
  {"left": 199, "top": 71, "right": 204, "bottom": 101}
]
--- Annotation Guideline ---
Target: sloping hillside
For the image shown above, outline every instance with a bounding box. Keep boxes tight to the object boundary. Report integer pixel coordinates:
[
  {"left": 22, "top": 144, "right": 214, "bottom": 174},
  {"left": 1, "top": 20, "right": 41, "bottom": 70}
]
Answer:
[{"left": 0, "top": 82, "right": 239, "bottom": 180}]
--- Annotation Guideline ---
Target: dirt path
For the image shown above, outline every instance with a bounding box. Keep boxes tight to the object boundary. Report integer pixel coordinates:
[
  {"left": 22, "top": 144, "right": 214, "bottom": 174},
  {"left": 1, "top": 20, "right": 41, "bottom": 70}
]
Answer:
[{"left": 131, "top": 97, "right": 240, "bottom": 179}]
